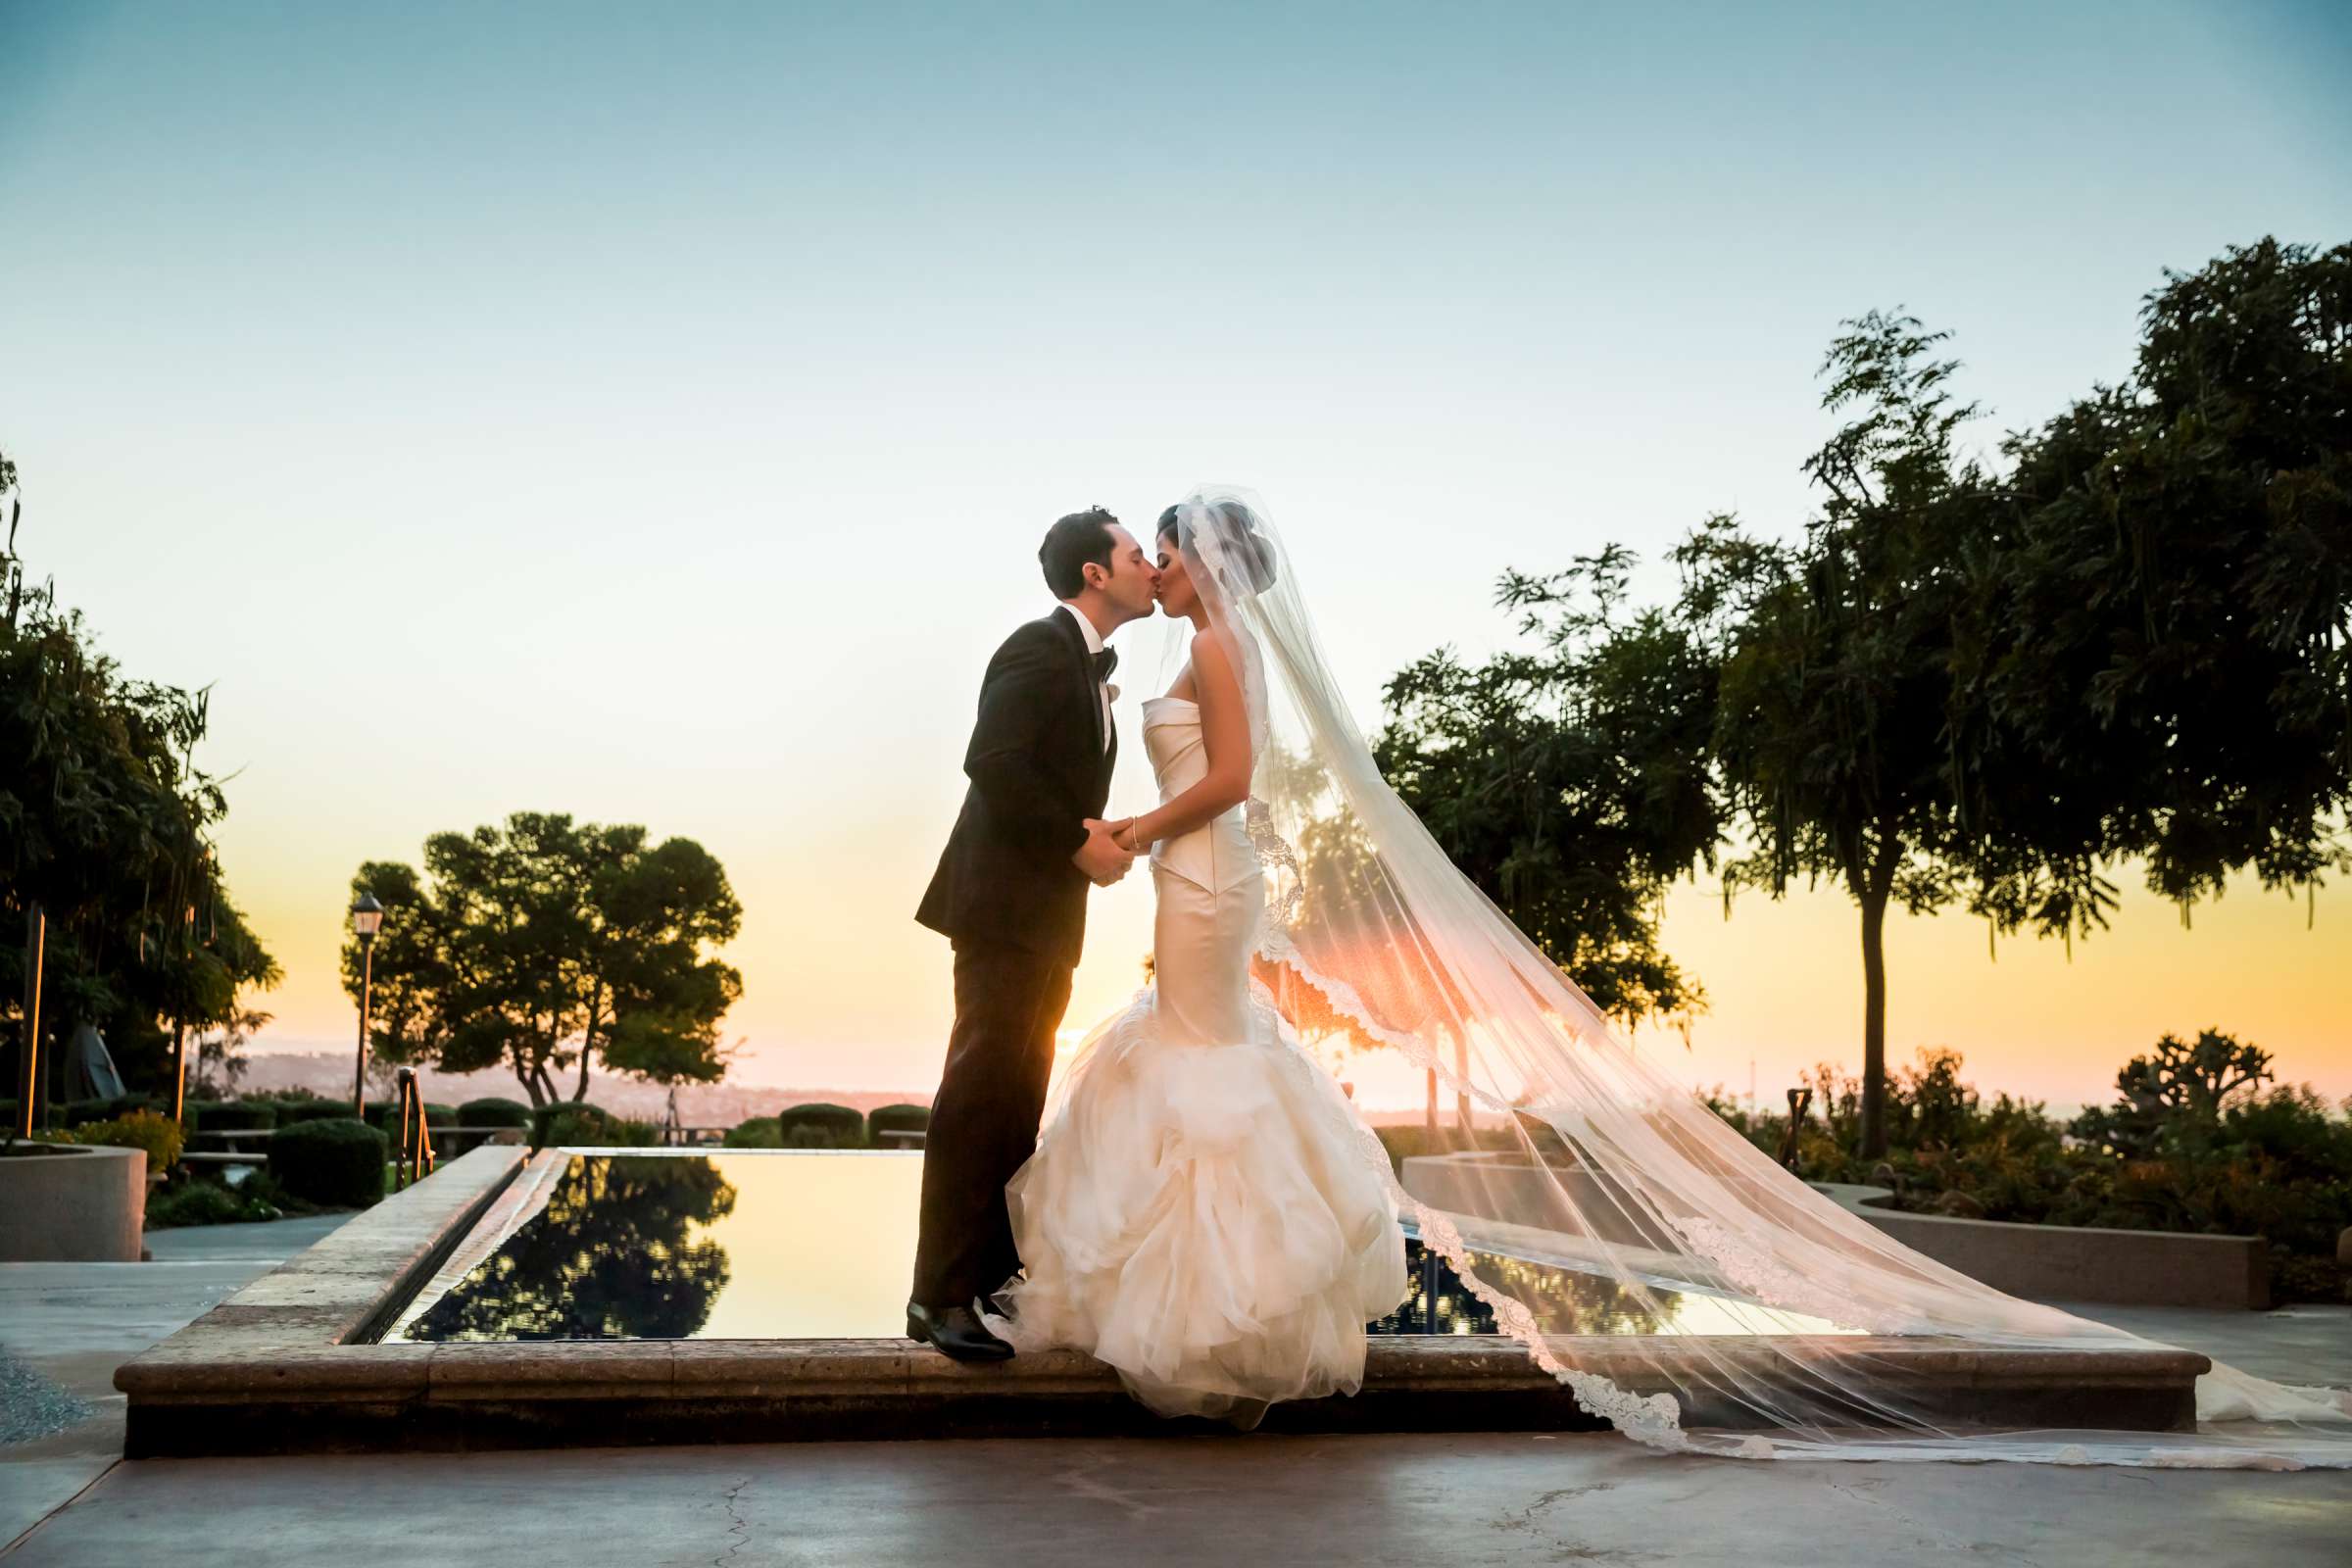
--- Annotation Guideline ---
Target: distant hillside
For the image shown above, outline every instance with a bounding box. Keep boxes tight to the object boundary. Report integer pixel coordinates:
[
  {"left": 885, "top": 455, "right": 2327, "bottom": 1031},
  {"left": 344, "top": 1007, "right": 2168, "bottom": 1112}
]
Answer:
[
  {"left": 227, "top": 1054, "right": 931, "bottom": 1125},
  {"left": 228, "top": 1051, "right": 1459, "bottom": 1129}
]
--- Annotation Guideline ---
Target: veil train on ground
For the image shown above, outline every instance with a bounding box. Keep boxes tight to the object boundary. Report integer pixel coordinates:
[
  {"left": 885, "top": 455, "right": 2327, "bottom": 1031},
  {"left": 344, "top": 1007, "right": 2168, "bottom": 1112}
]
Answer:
[{"left": 1163, "top": 483, "right": 2352, "bottom": 1469}]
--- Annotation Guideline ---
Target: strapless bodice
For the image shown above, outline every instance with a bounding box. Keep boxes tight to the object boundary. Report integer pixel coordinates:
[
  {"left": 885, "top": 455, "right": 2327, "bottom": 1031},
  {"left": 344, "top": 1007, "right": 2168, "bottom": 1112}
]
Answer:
[{"left": 1141, "top": 697, "right": 1261, "bottom": 895}]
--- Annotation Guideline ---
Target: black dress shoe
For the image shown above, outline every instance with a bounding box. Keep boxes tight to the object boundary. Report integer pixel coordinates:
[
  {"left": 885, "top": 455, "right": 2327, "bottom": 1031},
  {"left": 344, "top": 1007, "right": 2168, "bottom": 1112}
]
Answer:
[{"left": 906, "top": 1299, "right": 1014, "bottom": 1362}]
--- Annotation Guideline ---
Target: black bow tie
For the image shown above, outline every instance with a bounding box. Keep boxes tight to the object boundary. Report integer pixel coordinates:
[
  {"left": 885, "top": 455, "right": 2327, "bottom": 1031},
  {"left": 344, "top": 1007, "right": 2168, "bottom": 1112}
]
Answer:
[{"left": 1092, "top": 648, "right": 1117, "bottom": 682}]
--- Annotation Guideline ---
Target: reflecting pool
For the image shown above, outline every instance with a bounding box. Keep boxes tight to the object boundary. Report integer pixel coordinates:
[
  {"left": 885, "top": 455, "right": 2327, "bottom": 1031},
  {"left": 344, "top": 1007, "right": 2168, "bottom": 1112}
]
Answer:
[{"left": 384, "top": 1151, "right": 1846, "bottom": 1343}]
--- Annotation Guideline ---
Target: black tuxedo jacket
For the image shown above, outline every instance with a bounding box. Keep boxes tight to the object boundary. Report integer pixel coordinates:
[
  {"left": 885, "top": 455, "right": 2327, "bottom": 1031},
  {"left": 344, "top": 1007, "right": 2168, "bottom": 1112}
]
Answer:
[{"left": 916, "top": 607, "right": 1116, "bottom": 967}]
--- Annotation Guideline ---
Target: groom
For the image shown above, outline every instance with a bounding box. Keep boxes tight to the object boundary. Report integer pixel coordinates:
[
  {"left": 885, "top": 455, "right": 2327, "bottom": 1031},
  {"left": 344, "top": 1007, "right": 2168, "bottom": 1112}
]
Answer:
[{"left": 907, "top": 506, "right": 1160, "bottom": 1361}]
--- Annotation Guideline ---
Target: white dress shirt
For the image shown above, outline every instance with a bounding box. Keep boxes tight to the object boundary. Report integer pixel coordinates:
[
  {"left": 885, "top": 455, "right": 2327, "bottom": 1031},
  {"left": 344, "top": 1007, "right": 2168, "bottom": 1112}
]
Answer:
[{"left": 1057, "top": 603, "right": 1114, "bottom": 753}]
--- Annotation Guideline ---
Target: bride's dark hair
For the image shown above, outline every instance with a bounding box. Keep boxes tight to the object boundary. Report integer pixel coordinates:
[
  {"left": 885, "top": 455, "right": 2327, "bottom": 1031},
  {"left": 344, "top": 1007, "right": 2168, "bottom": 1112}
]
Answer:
[{"left": 1155, "top": 498, "right": 1279, "bottom": 594}]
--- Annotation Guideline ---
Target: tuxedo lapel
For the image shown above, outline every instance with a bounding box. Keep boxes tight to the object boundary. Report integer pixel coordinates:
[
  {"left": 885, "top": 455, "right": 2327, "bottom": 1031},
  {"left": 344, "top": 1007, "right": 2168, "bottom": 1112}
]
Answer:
[{"left": 1054, "top": 606, "right": 1104, "bottom": 756}]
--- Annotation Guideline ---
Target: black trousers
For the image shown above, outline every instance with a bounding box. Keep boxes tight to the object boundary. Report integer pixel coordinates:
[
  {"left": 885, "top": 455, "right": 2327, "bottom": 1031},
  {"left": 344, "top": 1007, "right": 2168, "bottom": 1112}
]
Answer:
[{"left": 909, "top": 939, "right": 1074, "bottom": 1309}]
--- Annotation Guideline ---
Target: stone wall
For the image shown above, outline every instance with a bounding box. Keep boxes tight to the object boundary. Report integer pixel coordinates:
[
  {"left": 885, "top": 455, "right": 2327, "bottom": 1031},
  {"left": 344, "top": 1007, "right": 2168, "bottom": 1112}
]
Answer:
[{"left": 0, "top": 1144, "right": 146, "bottom": 1262}]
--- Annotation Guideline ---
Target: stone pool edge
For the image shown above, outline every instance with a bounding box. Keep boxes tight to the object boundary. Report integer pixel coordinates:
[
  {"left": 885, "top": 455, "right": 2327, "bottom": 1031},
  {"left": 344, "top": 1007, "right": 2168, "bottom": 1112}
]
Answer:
[{"left": 116, "top": 1145, "right": 2210, "bottom": 1457}]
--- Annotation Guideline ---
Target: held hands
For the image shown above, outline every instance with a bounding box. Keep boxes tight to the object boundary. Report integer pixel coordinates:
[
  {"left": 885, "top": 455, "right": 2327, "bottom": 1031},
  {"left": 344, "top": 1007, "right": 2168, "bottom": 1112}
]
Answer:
[{"left": 1073, "top": 818, "right": 1137, "bottom": 887}]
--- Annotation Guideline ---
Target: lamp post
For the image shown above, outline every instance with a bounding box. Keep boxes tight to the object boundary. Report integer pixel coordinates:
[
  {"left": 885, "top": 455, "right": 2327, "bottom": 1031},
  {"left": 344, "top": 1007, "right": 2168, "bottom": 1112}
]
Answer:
[
  {"left": 14, "top": 905, "right": 43, "bottom": 1139},
  {"left": 350, "top": 892, "right": 384, "bottom": 1115}
]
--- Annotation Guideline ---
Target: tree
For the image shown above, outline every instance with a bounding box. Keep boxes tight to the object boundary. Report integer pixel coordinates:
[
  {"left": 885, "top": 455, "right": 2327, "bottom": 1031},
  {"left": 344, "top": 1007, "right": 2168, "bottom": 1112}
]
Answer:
[
  {"left": 2070, "top": 1028, "right": 2275, "bottom": 1158},
  {"left": 1, "top": 449, "right": 277, "bottom": 1111},
  {"left": 103, "top": 893, "right": 283, "bottom": 1102},
  {"left": 191, "top": 998, "right": 275, "bottom": 1098},
  {"left": 1374, "top": 242, "right": 2346, "bottom": 1161},
  {"left": 1375, "top": 545, "right": 1721, "bottom": 1035},
  {"left": 1954, "top": 238, "right": 2352, "bottom": 931},
  {"left": 1671, "top": 313, "right": 1988, "bottom": 1157},
  {"left": 342, "top": 812, "right": 744, "bottom": 1105}
]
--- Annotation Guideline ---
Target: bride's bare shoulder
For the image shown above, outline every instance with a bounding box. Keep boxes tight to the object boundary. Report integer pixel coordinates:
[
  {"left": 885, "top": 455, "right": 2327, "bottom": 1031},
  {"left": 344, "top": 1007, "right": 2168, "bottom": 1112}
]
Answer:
[{"left": 1189, "top": 625, "right": 1254, "bottom": 702}]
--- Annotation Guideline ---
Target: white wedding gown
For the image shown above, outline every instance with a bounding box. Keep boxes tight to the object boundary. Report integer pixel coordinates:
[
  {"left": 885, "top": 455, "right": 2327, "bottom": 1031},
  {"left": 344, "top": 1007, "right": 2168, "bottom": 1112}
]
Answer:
[{"left": 999, "top": 692, "right": 1408, "bottom": 1425}]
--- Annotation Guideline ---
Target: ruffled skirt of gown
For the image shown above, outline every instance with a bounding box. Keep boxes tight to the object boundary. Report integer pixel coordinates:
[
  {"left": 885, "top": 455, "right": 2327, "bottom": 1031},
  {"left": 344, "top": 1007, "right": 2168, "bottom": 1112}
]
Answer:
[{"left": 999, "top": 866, "right": 1408, "bottom": 1426}]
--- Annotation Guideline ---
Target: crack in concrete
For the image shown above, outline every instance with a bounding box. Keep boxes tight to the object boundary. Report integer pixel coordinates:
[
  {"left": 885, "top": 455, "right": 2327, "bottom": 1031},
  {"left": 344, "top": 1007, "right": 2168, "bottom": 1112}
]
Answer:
[
  {"left": 1824, "top": 1479, "right": 2047, "bottom": 1566},
  {"left": 1494, "top": 1482, "right": 1617, "bottom": 1531},
  {"left": 1054, "top": 1452, "right": 1163, "bottom": 1521},
  {"left": 711, "top": 1475, "right": 751, "bottom": 1568},
  {"left": 1490, "top": 1482, "right": 1652, "bottom": 1564}
]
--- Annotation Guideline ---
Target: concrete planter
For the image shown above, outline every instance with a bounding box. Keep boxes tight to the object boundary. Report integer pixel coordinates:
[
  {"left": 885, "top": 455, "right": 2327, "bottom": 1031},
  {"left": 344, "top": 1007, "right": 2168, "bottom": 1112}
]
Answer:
[
  {"left": 1812, "top": 1181, "right": 2270, "bottom": 1311},
  {"left": 0, "top": 1141, "right": 148, "bottom": 1261},
  {"left": 1400, "top": 1152, "right": 2270, "bottom": 1311}
]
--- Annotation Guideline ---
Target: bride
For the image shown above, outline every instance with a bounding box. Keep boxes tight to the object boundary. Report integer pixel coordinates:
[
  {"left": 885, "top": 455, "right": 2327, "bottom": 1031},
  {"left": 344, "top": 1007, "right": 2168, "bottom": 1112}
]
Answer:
[
  {"left": 999, "top": 485, "right": 2352, "bottom": 1467},
  {"left": 998, "top": 497, "right": 1406, "bottom": 1425}
]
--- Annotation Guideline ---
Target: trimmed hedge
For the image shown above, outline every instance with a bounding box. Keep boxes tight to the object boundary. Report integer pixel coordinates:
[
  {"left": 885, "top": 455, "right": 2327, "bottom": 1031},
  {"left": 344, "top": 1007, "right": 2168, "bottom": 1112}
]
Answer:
[
  {"left": 363, "top": 1102, "right": 456, "bottom": 1134},
  {"left": 867, "top": 1103, "right": 930, "bottom": 1143},
  {"left": 459, "top": 1097, "right": 532, "bottom": 1129},
  {"left": 267, "top": 1118, "right": 387, "bottom": 1207},
  {"left": 530, "top": 1102, "right": 661, "bottom": 1150},
  {"left": 722, "top": 1117, "right": 783, "bottom": 1149},
  {"left": 778, "top": 1102, "right": 864, "bottom": 1144},
  {"left": 193, "top": 1101, "right": 278, "bottom": 1132},
  {"left": 270, "top": 1100, "right": 359, "bottom": 1126}
]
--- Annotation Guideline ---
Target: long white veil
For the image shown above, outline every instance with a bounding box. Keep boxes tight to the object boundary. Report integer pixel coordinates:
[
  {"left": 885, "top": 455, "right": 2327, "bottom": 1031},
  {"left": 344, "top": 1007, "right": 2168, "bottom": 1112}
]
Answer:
[{"left": 1162, "top": 484, "right": 2352, "bottom": 1468}]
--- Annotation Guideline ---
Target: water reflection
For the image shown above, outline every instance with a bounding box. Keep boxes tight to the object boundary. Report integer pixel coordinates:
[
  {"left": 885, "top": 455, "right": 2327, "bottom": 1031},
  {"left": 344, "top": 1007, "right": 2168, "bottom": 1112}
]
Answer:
[
  {"left": 406, "top": 1154, "right": 738, "bottom": 1341},
  {"left": 1371, "top": 1235, "right": 1849, "bottom": 1338},
  {"left": 1369, "top": 1239, "right": 1671, "bottom": 1337},
  {"left": 393, "top": 1152, "right": 1839, "bottom": 1343}
]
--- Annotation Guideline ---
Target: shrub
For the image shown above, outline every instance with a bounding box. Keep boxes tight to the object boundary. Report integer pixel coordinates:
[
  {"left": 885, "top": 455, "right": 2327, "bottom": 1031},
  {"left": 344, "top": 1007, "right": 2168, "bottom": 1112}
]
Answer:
[
  {"left": 364, "top": 1101, "right": 458, "bottom": 1134},
  {"left": 611, "top": 1117, "right": 662, "bottom": 1147},
  {"left": 193, "top": 1101, "right": 278, "bottom": 1132},
  {"left": 778, "top": 1102, "right": 864, "bottom": 1145},
  {"left": 782, "top": 1123, "right": 861, "bottom": 1150},
  {"left": 55, "top": 1109, "right": 185, "bottom": 1171},
  {"left": 1719, "top": 1045, "right": 2352, "bottom": 1304},
  {"left": 270, "top": 1100, "right": 358, "bottom": 1126},
  {"left": 531, "top": 1102, "right": 596, "bottom": 1149},
  {"left": 146, "top": 1179, "right": 281, "bottom": 1229},
  {"left": 267, "top": 1118, "right": 387, "bottom": 1207},
  {"left": 459, "top": 1097, "right": 532, "bottom": 1129},
  {"left": 867, "top": 1103, "right": 931, "bottom": 1144},
  {"left": 723, "top": 1117, "right": 784, "bottom": 1149},
  {"left": 53, "top": 1094, "right": 155, "bottom": 1126},
  {"left": 531, "top": 1103, "right": 662, "bottom": 1150}
]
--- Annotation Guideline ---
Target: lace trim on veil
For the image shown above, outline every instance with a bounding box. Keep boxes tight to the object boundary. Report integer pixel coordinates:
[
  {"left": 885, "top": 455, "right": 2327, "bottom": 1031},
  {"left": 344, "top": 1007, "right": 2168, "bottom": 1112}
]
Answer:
[{"left": 1247, "top": 910, "right": 1690, "bottom": 1449}]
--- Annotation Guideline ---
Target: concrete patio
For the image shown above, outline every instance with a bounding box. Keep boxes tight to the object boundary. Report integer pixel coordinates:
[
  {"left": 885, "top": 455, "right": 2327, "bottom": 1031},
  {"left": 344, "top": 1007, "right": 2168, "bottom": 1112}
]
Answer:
[{"left": 6, "top": 1213, "right": 2349, "bottom": 1566}]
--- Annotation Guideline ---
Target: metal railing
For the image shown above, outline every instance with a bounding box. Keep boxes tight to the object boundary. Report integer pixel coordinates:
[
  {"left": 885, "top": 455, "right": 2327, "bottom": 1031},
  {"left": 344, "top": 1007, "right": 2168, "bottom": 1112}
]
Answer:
[{"left": 391, "top": 1066, "right": 437, "bottom": 1190}]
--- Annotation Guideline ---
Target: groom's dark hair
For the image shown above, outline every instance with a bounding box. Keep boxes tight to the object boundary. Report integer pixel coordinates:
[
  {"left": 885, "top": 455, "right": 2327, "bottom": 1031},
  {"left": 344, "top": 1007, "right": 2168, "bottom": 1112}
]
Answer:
[{"left": 1039, "top": 507, "right": 1120, "bottom": 599}]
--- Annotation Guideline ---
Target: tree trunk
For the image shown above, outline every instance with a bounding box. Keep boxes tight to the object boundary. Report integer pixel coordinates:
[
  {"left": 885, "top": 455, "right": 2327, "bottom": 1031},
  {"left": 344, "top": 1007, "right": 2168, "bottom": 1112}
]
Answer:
[
  {"left": 571, "top": 1035, "right": 594, "bottom": 1102},
  {"left": 169, "top": 1018, "right": 187, "bottom": 1125},
  {"left": 571, "top": 990, "right": 604, "bottom": 1103},
  {"left": 1858, "top": 888, "right": 1889, "bottom": 1159},
  {"left": 516, "top": 1050, "right": 556, "bottom": 1108},
  {"left": 1454, "top": 1028, "right": 1472, "bottom": 1138}
]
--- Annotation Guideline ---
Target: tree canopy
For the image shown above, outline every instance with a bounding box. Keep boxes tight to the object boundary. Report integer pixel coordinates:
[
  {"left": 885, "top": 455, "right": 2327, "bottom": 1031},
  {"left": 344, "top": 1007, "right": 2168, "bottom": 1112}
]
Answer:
[
  {"left": 343, "top": 810, "right": 744, "bottom": 1105},
  {"left": 1376, "top": 544, "right": 1720, "bottom": 1035},
  {"left": 1954, "top": 237, "right": 2351, "bottom": 931},
  {"left": 1380, "top": 239, "right": 2350, "bottom": 1158},
  {"left": 1, "top": 450, "right": 279, "bottom": 1109}
]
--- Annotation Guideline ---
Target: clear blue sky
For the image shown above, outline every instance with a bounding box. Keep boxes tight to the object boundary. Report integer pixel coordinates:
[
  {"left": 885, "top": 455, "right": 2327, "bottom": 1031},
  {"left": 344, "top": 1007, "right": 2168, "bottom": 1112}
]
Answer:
[{"left": 4, "top": 1, "right": 2348, "bottom": 1102}]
